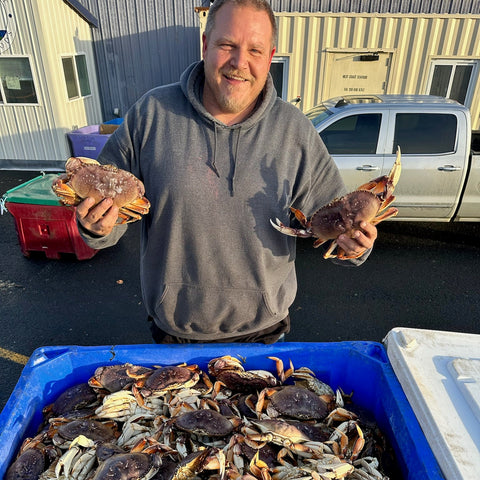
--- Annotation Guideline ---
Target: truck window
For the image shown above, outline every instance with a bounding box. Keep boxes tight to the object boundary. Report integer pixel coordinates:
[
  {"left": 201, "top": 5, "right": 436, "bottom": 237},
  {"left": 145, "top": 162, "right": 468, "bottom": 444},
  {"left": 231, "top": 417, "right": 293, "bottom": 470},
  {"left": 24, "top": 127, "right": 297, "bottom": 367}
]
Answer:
[
  {"left": 319, "top": 114, "right": 381, "bottom": 154},
  {"left": 393, "top": 113, "right": 457, "bottom": 154}
]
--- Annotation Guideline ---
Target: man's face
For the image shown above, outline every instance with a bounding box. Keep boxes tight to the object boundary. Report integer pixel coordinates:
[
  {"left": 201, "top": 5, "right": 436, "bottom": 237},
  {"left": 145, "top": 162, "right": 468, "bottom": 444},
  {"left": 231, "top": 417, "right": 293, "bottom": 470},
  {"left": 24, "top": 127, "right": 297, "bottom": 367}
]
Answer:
[{"left": 202, "top": 3, "right": 276, "bottom": 124}]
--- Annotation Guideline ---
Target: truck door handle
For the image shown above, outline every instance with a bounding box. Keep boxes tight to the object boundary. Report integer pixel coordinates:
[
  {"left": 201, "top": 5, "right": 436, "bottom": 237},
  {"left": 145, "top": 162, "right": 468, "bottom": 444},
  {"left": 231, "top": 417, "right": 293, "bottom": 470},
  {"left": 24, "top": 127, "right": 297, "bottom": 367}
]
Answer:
[
  {"left": 356, "top": 165, "right": 380, "bottom": 171},
  {"left": 438, "top": 165, "right": 462, "bottom": 171}
]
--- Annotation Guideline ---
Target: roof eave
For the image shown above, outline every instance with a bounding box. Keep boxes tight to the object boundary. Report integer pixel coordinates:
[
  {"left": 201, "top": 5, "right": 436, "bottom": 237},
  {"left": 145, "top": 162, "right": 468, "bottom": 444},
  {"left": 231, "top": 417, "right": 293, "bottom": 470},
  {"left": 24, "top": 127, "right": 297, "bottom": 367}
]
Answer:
[{"left": 63, "top": 0, "right": 99, "bottom": 28}]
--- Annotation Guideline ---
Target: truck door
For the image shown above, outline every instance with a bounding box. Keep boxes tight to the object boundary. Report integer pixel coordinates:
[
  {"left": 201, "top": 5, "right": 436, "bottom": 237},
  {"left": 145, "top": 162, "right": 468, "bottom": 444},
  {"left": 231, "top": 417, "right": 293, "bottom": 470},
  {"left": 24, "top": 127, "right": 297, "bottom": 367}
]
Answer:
[
  {"left": 385, "top": 110, "right": 468, "bottom": 219},
  {"left": 318, "top": 112, "right": 387, "bottom": 191}
]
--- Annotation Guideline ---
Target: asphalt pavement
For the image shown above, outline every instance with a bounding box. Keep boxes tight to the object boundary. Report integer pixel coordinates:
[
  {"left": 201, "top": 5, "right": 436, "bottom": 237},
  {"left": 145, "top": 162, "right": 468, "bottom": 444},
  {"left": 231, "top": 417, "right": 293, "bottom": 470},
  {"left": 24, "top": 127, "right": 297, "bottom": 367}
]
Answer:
[{"left": 1, "top": 169, "right": 480, "bottom": 414}]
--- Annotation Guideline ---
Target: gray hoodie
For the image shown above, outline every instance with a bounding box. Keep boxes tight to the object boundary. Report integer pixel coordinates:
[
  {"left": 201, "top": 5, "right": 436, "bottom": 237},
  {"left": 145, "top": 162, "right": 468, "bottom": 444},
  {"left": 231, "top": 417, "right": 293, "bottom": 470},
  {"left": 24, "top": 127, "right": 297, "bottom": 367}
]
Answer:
[{"left": 82, "top": 61, "right": 359, "bottom": 340}]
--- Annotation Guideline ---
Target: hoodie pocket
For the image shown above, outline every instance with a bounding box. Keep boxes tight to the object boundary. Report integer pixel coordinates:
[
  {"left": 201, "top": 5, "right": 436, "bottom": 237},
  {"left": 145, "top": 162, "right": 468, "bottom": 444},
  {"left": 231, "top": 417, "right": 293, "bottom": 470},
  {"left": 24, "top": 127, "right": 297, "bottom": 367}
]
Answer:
[{"left": 155, "top": 283, "right": 286, "bottom": 336}]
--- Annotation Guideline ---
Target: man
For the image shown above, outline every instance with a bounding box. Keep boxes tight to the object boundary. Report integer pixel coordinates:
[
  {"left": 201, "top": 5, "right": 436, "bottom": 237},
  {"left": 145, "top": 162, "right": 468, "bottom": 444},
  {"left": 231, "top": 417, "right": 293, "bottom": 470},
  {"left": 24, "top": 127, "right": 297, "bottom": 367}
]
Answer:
[{"left": 77, "top": 0, "right": 377, "bottom": 343}]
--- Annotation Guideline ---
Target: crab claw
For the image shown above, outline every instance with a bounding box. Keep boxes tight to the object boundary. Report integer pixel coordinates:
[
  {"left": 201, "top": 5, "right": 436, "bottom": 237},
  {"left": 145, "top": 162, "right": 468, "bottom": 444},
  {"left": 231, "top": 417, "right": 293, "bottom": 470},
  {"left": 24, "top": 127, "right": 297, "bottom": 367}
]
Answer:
[
  {"left": 357, "top": 146, "right": 401, "bottom": 200},
  {"left": 270, "top": 218, "right": 295, "bottom": 236},
  {"left": 269, "top": 218, "right": 312, "bottom": 238},
  {"left": 389, "top": 145, "right": 402, "bottom": 187}
]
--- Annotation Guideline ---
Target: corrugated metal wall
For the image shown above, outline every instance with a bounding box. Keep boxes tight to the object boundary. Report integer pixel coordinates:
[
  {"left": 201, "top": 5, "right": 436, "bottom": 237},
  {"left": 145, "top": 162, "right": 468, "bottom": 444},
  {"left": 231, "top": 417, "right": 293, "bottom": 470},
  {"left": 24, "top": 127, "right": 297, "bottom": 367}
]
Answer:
[
  {"left": 79, "top": 0, "right": 212, "bottom": 119},
  {"left": 0, "top": 0, "right": 102, "bottom": 168},
  {"left": 274, "top": 12, "right": 480, "bottom": 128},
  {"left": 269, "top": 0, "right": 480, "bottom": 14},
  {"left": 79, "top": 0, "right": 480, "bottom": 120}
]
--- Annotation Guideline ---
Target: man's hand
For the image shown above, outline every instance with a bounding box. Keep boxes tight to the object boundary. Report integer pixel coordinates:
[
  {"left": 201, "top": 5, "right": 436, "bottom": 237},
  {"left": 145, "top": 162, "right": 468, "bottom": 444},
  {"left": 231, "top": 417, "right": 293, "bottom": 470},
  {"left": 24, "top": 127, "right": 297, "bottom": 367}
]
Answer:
[
  {"left": 76, "top": 197, "right": 119, "bottom": 237},
  {"left": 336, "top": 221, "right": 378, "bottom": 259}
]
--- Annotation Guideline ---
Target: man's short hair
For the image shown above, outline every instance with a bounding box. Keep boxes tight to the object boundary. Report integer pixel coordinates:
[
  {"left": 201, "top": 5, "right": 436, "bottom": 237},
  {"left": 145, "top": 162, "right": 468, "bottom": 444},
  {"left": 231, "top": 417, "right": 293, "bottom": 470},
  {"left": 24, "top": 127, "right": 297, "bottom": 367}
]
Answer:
[{"left": 205, "top": 0, "right": 278, "bottom": 48}]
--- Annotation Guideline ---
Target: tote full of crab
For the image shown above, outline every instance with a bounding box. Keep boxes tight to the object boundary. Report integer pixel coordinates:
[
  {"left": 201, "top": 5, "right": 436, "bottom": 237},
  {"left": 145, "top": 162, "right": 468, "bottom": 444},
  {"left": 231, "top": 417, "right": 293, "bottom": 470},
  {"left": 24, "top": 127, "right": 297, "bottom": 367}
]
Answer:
[
  {"left": 271, "top": 147, "right": 402, "bottom": 260},
  {"left": 52, "top": 157, "right": 150, "bottom": 224}
]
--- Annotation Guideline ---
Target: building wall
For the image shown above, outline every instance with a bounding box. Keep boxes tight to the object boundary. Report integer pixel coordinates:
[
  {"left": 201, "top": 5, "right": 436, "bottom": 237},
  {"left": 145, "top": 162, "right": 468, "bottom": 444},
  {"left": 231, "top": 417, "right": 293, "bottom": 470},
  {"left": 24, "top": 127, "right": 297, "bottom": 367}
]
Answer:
[
  {"left": 79, "top": 0, "right": 210, "bottom": 120},
  {"left": 268, "top": 0, "right": 480, "bottom": 14},
  {"left": 34, "top": 0, "right": 102, "bottom": 132},
  {"left": 273, "top": 12, "right": 480, "bottom": 128},
  {"left": 0, "top": 0, "right": 102, "bottom": 169},
  {"left": 79, "top": 0, "right": 480, "bottom": 121},
  {"left": 74, "top": 0, "right": 480, "bottom": 126}
]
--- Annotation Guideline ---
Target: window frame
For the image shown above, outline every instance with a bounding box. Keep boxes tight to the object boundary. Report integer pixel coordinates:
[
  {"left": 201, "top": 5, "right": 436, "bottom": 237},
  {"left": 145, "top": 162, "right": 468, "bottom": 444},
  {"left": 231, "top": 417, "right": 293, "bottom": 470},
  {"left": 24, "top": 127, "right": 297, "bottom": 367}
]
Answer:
[
  {"left": 426, "top": 59, "right": 478, "bottom": 107},
  {"left": 319, "top": 113, "right": 382, "bottom": 155},
  {"left": 270, "top": 56, "right": 289, "bottom": 101},
  {"left": 0, "top": 55, "right": 39, "bottom": 106},
  {"left": 61, "top": 52, "right": 92, "bottom": 101},
  {"left": 392, "top": 112, "right": 458, "bottom": 155}
]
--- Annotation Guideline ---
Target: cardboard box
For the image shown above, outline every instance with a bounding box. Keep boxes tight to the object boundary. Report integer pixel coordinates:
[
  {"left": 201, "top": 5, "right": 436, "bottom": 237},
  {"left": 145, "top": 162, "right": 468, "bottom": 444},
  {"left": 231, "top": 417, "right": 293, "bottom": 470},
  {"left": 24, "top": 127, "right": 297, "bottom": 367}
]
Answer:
[
  {"left": 0, "top": 342, "right": 443, "bottom": 479},
  {"left": 99, "top": 123, "right": 119, "bottom": 134},
  {"left": 100, "top": 117, "right": 123, "bottom": 134},
  {"left": 4, "top": 174, "right": 97, "bottom": 260}
]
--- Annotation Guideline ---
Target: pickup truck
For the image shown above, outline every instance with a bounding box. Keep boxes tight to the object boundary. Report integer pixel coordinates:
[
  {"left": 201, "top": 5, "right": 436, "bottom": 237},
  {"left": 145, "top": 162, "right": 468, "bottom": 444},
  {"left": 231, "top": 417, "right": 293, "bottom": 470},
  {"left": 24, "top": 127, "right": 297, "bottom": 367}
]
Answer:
[{"left": 306, "top": 95, "right": 480, "bottom": 221}]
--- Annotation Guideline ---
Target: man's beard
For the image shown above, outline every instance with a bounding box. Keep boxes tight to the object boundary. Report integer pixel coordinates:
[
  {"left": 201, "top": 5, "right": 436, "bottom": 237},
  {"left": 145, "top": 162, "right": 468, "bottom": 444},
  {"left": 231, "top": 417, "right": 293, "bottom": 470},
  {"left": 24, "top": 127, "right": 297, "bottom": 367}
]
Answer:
[{"left": 216, "top": 70, "right": 253, "bottom": 113}]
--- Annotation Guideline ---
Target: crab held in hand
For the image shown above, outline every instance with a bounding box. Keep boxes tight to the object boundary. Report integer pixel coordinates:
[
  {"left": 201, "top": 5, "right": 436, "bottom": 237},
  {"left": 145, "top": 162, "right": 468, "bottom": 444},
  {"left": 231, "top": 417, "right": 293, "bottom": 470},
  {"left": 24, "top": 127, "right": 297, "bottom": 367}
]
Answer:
[
  {"left": 271, "top": 147, "right": 401, "bottom": 259},
  {"left": 52, "top": 157, "right": 150, "bottom": 224}
]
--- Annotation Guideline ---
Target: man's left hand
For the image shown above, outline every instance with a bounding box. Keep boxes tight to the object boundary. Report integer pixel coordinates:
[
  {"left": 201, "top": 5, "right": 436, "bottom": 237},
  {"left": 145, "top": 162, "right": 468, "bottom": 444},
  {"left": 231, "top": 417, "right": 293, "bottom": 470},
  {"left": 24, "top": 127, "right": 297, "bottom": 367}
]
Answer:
[{"left": 336, "top": 221, "right": 377, "bottom": 259}]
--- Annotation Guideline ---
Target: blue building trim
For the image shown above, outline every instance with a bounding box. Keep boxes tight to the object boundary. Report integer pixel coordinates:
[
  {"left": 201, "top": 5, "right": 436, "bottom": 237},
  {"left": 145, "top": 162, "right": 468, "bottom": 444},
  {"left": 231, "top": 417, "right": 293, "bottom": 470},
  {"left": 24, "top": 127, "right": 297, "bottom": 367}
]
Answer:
[{"left": 63, "top": 0, "right": 98, "bottom": 28}]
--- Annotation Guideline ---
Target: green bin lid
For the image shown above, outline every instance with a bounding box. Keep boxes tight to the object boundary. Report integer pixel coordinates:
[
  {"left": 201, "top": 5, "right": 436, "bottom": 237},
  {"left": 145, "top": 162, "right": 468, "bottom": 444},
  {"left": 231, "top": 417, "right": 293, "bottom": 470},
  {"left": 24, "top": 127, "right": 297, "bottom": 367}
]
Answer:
[{"left": 4, "top": 174, "right": 64, "bottom": 206}]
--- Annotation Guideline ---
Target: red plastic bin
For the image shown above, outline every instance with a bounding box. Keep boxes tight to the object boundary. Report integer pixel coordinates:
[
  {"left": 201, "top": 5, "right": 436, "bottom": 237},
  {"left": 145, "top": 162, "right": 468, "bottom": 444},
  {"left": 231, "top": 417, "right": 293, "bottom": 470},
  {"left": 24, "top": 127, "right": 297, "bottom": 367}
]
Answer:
[{"left": 4, "top": 174, "right": 97, "bottom": 260}]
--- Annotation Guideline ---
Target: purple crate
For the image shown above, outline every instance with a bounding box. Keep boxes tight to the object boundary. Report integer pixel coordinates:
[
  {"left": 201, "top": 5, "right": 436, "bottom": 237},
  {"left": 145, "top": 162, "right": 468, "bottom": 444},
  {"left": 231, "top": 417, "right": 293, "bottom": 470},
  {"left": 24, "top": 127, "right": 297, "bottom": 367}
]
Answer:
[{"left": 67, "top": 125, "right": 111, "bottom": 159}]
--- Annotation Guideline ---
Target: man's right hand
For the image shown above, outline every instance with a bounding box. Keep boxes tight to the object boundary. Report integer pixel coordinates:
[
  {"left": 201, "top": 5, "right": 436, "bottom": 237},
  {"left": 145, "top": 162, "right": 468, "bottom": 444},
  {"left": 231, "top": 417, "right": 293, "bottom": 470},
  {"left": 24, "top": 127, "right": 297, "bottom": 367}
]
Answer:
[{"left": 76, "top": 197, "right": 119, "bottom": 237}]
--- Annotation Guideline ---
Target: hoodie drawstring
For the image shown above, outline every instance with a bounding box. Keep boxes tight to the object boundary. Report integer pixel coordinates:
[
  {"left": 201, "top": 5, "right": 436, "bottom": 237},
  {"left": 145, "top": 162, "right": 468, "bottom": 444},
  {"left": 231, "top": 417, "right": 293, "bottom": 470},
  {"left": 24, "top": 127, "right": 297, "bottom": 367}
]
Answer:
[
  {"left": 209, "top": 123, "right": 220, "bottom": 178},
  {"left": 230, "top": 127, "right": 241, "bottom": 196}
]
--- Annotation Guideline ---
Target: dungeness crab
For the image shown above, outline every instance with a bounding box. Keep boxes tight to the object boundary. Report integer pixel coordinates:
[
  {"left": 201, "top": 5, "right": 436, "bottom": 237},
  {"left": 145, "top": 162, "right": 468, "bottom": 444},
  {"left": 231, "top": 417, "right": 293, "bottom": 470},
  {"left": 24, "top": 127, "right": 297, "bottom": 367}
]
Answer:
[
  {"left": 52, "top": 157, "right": 150, "bottom": 224},
  {"left": 271, "top": 147, "right": 401, "bottom": 259}
]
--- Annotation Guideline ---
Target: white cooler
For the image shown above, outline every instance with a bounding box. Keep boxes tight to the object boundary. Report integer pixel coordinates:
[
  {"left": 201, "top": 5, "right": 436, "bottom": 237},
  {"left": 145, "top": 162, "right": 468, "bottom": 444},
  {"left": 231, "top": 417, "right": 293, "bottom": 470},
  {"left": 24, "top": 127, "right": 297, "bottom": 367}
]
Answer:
[{"left": 385, "top": 327, "right": 480, "bottom": 480}]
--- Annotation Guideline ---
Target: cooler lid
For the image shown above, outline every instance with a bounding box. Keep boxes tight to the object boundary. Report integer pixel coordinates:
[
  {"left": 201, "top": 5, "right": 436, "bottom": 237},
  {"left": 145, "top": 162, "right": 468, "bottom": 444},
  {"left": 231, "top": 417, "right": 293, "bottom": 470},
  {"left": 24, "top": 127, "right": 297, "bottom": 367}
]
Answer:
[
  {"left": 384, "top": 327, "right": 480, "bottom": 480},
  {"left": 4, "top": 174, "right": 63, "bottom": 206}
]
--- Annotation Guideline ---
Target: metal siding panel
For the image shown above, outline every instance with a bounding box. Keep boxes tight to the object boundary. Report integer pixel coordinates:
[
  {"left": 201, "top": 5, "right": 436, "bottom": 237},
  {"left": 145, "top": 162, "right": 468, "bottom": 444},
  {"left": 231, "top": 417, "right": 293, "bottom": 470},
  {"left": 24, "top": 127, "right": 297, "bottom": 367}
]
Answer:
[
  {"left": 2, "top": 1, "right": 57, "bottom": 164},
  {"left": 79, "top": 0, "right": 203, "bottom": 118},
  {"left": 1, "top": 0, "right": 103, "bottom": 166},
  {"left": 36, "top": 0, "right": 102, "bottom": 130},
  {"left": 77, "top": 0, "right": 480, "bottom": 119},
  {"left": 274, "top": 12, "right": 480, "bottom": 127},
  {"left": 268, "top": 0, "right": 480, "bottom": 13}
]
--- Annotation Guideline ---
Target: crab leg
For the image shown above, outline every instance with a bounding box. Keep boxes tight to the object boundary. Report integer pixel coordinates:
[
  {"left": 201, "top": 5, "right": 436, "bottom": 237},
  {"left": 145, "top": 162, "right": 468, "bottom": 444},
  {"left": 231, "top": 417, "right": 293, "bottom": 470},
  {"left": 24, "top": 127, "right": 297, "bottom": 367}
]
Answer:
[
  {"left": 371, "top": 206, "right": 398, "bottom": 225},
  {"left": 289, "top": 207, "right": 309, "bottom": 227}
]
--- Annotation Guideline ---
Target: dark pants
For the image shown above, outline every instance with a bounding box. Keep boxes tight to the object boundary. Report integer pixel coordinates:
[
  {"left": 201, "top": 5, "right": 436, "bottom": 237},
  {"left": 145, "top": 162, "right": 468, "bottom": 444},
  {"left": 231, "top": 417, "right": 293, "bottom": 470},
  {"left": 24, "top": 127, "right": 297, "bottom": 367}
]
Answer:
[{"left": 148, "top": 315, "right": 290, "bottom": 344}]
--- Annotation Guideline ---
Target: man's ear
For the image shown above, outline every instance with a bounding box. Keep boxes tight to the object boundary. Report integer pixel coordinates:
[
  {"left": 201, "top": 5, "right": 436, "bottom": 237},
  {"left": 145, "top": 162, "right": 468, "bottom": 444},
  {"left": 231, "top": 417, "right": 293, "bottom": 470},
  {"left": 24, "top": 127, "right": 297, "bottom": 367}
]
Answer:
[
  {"left": 202, "top": 33, "right": 208, "bottom": 59},
  {"left": 268, "top": 47, "right": 276, "bottom": 67}
]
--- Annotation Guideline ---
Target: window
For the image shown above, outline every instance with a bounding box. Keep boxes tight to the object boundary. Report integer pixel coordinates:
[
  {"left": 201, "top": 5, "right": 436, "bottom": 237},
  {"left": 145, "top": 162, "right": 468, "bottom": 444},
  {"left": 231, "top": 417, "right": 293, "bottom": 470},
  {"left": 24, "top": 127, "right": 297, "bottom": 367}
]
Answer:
[
  {"left": 427, "top": 60, "right": 477, "bottom": 106},
  {"left": 0, "top": 56, "right": 38, "bottom": 104},
  {"left": 319, "top": 114, "right": 381, "bottom": 154},
  {"left": 270, "top": 57, "right": 288, "bottom": 100},
  {"left": 393, "top": 113, "right": 457, "bottom": 154},
  {"left": 62, "top": 54, "right": 91, "bottom": 100}
]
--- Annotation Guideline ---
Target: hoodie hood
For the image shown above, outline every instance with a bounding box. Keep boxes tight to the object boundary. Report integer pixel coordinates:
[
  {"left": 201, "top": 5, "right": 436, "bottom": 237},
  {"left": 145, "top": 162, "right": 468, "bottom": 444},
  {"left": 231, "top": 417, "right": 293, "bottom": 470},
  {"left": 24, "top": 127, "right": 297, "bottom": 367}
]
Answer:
[
  {"left": 180, "top": 61, "right": 278, "bottom": 130},
  {"left": 179, "top": 61, "right": 277, "bottom": 193}
]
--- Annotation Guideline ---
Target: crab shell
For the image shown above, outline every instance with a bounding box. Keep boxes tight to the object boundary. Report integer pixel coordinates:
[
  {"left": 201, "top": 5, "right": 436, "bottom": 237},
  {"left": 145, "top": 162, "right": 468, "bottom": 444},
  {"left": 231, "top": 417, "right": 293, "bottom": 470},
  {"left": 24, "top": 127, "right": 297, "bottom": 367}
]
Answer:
[
  {"left": 51, "top": 157, "right": 150, "bottom": 224},
  {"left": 175, "top": 409, "right": 234, "bottom": 437},
  {"left": 269, "top": 385, "right": 329, "bottom": 420},
  {"left": 139, "top": 365, "right": 200, "bottom": 397},
  {"left": 307, "top": 189, "right": 384, "bottom": 240},
  {"left": 88, "top": 363, "right": 153, "bottom": 393},
  {"left": 53, "top": 419, "right": 119, "bottom": 445},
  {"left": 208, "top": 355, "right": 278, "bottom": 392},
  {"left": 91, "top": 453, "right": 157, "bottom": 480},
  {"left": 5, "top": 448, "right": 45, "bottom": 480},
  {"left": 271, "top": 147, "right": 401, "bottom": 259}
]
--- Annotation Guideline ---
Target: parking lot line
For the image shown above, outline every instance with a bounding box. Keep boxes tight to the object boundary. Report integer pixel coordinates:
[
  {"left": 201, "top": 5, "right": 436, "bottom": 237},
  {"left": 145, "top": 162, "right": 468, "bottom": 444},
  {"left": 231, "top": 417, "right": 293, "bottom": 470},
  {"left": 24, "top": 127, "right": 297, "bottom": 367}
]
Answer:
[{"left": 0, "top": 347, "right": 29, "bottom": 365}]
